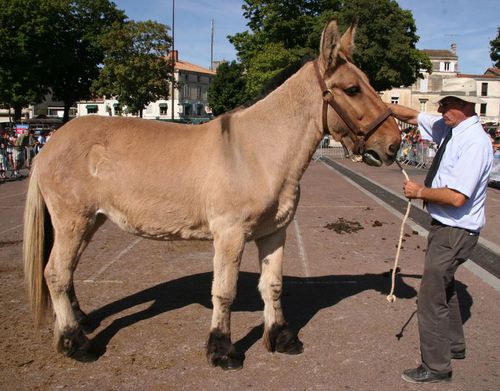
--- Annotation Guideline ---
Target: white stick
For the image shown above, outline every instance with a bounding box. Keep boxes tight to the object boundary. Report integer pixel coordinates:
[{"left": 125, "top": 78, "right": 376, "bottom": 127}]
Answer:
[{"left": 387, "top": 162, "right": 411, "bottom": 303}]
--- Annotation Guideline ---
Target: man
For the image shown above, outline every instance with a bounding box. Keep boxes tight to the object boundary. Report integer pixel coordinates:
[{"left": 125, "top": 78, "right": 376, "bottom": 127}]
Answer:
[{"left": 390, "top": 78, "right": 493, "bottom": 384}]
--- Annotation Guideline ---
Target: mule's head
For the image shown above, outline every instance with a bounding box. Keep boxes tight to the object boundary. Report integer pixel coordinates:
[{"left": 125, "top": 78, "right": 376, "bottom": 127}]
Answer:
[{"left": 317, "top": 19, "right": 401, "bottom": 166}]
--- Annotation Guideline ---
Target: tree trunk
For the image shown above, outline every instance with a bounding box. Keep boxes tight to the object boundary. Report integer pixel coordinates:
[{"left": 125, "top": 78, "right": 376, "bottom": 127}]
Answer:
[
  {"left": 13, "top": 105, "right": 23, "bottom": 122},
  {"left": 63, "top": 101, "right": 72, "bottom": 123}
]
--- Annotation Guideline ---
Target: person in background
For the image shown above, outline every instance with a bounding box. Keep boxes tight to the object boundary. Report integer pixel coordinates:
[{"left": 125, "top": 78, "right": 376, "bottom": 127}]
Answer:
[
  {"left": 13, "top": 128, "right": 29, "bottom": 177},
  {"left": 0, "top": 132, "right": 8, "bottom": 180},
  {"left": 389, "top": 78, "right": 493, "bottom": 384}
]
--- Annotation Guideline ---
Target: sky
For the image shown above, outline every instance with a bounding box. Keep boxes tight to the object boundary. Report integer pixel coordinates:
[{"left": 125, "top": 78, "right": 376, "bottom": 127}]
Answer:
[{"left": 112, "top": 0, "right": 499, "bottom": 75}]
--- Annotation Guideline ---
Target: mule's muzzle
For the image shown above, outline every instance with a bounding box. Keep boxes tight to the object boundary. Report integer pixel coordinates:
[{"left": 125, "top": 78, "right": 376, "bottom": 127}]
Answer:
[
  {"left": 363, "top": 150, "right": 383, "bottom": 167},
  {"left": 363, "top": 142, "right": 400, "bottom": 167}
]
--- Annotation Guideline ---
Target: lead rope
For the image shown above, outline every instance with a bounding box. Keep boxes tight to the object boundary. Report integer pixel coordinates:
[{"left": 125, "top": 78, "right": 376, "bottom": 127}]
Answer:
[{"left": 387, "top": 160, "right": 411, "bottom": 303}]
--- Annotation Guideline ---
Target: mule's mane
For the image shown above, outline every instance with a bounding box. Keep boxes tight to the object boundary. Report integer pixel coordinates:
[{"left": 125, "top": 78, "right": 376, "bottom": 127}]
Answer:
[{"left": 244, "top": 55, "right": 316, "bottom": 108}]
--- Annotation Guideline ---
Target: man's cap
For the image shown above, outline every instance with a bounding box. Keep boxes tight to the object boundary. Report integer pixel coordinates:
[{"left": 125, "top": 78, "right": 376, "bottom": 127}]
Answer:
[{"left": 432, "top": 78, "right": 484, "bottom": 104}]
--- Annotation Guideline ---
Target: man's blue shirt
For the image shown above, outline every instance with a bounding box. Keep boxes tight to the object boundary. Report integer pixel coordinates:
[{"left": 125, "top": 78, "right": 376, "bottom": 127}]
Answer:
[{"left": 417, "top": 113, "right": 493, "bottom": 232}]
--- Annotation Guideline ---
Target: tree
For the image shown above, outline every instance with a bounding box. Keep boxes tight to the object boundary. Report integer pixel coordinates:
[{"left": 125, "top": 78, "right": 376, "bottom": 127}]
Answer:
[
  {"left": 0, "top": 0, "right": 125, "bottom": 123},
  {"left": 0, "top": 0, "right": 53, "bottom": 121},
  {"left": 92, "top": 20, "right": 173, "bottom": 118},
  {"left": 47, "top": 0, "right": 126, "bottom": 122},
  {"left": 229, "top": 0, "right": 431, "bottom": 99},
  {"left": 490, "top": 27, "right": 500, "bottom": 68},
  {"left": 208, "top": 61, "right": 247, "bottom": 115}
]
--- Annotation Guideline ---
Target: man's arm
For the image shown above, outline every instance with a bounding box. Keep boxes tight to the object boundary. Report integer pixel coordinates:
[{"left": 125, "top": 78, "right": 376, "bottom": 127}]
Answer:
[
  {"left": 403, "top": 180, "right": 467, "bottom": 207},
  {"left": 389, "top": 104, "right": 419, "bottom": 126}
]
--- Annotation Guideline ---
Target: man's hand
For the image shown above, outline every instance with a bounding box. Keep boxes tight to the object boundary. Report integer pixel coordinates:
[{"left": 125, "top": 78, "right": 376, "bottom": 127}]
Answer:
[{"left": 403, "top": 180, "right": 424, "bottom": 199}]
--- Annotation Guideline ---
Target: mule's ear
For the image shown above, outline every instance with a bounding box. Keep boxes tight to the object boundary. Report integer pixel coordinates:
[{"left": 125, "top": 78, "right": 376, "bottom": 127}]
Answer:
[
  {"left": 339, "top": 17, "right": 358, "bottom": 60},
  {"left": 320, "top": 19, "right": 341, "bottom": 70}
]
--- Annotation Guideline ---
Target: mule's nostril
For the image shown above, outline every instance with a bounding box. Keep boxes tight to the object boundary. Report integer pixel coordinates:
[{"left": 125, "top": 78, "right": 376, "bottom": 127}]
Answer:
[{"left": 388, "top": 143, "right": 400, "bottom": 155}]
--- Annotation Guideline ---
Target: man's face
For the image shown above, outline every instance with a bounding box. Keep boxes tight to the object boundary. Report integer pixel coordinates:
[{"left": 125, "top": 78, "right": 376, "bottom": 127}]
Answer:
[{"left": 437, "top": 98, "right": 468, "bottom": 127}]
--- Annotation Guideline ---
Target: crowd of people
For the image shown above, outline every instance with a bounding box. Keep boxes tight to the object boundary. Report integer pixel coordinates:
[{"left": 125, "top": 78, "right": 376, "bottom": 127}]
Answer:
[
  {"left": 0, "top": 126, "right": 54, "bottom": 180},
  {"left": 398, "top": 124, "right": 500, "bottom": 169}
]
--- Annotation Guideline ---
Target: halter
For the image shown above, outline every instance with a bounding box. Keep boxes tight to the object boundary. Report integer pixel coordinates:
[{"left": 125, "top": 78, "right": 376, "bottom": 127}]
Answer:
[{"left": 313, "top": 59, "right": 392, "bottom": 155}]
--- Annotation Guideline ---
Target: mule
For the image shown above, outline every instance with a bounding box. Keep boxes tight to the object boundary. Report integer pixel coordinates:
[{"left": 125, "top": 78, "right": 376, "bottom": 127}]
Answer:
[{"left": 23, "top": 19, "right": 401, "bottom": 370}]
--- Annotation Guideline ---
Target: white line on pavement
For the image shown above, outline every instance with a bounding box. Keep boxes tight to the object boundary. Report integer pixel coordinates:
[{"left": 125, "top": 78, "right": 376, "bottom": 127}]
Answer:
[
  {"left": 84, "top": 237, "right": 143, "bottom": 283},
  {"left": 293, "top": 218, "right": 310, "bottom": 278}
]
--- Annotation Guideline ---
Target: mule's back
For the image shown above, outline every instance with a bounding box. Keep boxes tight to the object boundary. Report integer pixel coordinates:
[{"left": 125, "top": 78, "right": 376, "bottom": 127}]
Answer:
[{"left": 35, "top": 116, "right": 222, "bottom": 240}]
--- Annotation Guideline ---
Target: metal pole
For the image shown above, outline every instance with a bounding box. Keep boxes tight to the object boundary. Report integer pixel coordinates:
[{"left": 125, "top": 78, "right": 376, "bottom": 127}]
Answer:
[
  {"left": 210, "top": 19, "right": 214, "bottom": 70},
  {"left": 171, "top": 0, "right": 175, "bottom": 120}
]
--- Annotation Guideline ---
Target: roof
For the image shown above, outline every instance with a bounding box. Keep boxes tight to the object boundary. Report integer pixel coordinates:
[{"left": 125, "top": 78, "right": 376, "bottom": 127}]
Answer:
[
  {"left": 174, "top": 59, "right": 216, "bottom": 75},
  {"left": 166, "top": 51, "right": 216, "bottom": 76},
  {"left": 422, "top": 49, "right": 457, "bottom": 60},
  {"left": 485, "top": 68, "right": 500, "bottom": 77},
  {"left": 457, "top": 73, "right": 498, "bottom": 79}
]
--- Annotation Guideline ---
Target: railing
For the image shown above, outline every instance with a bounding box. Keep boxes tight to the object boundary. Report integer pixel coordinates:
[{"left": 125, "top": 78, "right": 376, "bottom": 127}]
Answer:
[{"left": 397, "top": 139, "right": 436, "bottom": 169}]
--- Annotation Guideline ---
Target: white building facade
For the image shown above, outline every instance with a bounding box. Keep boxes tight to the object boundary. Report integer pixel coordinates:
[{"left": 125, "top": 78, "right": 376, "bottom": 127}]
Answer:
[
  {"left": 380, "top": 45, "right": 499, "bottom": 126},
  {"left": 76, "top": 51, "right": 216, "bottom": 123}
]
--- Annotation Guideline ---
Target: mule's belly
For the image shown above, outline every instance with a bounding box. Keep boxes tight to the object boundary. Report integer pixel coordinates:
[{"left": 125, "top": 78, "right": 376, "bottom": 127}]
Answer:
[{"left": 99, "top": 207, "right": 213, "bottom": 241}]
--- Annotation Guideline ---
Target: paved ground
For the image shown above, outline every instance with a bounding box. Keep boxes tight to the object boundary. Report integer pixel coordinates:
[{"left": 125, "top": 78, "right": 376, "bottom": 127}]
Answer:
[{"left": 1, "top": 158, "right": 499, "bottom": 390}]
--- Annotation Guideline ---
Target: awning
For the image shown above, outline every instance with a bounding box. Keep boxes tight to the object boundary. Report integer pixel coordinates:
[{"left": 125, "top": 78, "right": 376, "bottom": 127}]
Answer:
[
  {"left": 159, "top": 103, "right": 168, "bottom": 108},
  {"left": 86, "top": 104, "right": 98, "bottom": 109}
]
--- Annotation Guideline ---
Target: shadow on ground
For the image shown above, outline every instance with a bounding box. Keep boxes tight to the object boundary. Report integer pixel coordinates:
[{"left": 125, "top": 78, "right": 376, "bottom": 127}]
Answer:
[{"left": 83, "top": 271, "right": 472, "bottom": 361}]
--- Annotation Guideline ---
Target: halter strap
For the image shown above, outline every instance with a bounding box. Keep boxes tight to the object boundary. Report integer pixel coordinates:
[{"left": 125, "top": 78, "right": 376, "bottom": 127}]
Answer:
[{"left": 314, "top": 60, "right": 392, "bottom": 154}]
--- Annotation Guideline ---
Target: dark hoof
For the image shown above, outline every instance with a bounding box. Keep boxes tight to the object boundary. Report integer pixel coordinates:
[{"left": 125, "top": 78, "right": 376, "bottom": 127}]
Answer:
[
  {"left": 57, "top": 327, "right": 96, "bottom": 362},
  {"left": 77, "top": 314, "right": 94, "bottom": 334},
  {"left": 70, "top": 346, "right": 98, "bottom": 363},
  {"left": 207, "top": 329, "right": 244, "bottom": 371},
  {"left": 269, "top": 323, "right": 304, "bottom": 355}
]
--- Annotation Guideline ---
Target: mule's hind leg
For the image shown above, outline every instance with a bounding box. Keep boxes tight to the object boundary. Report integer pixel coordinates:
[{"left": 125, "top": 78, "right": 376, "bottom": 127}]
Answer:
[
  {"left": 256, "top": 229, "right": 303, "bottom": 354},
  {"left": 45, "top": 215, "right": 99, "bottom": 361},
  {"left": 68, "top": 214, "right": 107, "bottom": 331},
  {"left": 206, "top": 227, "right": 245, "bottom": 370}
]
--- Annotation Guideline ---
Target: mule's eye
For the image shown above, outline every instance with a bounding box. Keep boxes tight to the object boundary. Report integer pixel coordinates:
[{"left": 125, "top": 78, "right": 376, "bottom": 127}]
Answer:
[{"left": 345, "top": 86, "right": 360, "bottom": 96}]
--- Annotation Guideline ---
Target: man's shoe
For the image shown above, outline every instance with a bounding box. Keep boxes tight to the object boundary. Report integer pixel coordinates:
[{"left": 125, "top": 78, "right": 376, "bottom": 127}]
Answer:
[
  {"left": 451, "top": 350, "right": 466, "bottom": 359},
  {"left": 402, "top": 365, "right": 451, "bottom": 383}
]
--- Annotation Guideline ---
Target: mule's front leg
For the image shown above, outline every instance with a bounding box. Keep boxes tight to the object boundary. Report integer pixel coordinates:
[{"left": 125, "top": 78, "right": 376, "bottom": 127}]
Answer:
[
  {"left": 207, "top": 228, "right": 245, "bottom": 370},
  {"left": 256, "top": 229, "right": 303, "bottom": 354}
]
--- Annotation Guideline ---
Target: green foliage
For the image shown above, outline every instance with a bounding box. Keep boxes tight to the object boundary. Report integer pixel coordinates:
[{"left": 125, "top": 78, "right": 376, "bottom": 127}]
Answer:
[
  {"left": 0, "top": 0, "right": 53, "bottom": 119},
  {"left": 208, "top": 61, "right": 247, "bottom": 116},
  {"left": 92, "top": 20, "right": 173, "bottom": 117},
  {"left": 47, "top": 0, "right": 126, "bottom": 122},
  {"left": 0, "top": 0, "right": 125, "bottom": 122},
  {"left": 490, "top": 27, "right": 500, "bottom": 68},
  {"left": 227, "top": 0, "right": 431, "bottom": 102}
]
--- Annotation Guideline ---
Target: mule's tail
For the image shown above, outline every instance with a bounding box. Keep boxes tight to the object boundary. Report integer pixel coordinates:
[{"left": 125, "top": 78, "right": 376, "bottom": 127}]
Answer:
[{"left": 23, "top": 162, "right": 53, "bottom": 326}]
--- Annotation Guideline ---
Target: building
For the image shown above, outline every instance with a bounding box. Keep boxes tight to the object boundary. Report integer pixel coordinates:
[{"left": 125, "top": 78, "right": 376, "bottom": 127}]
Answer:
[
  {"left": 76, "top": 51, "right": 216, "bottom": 123},
  {"left": 380, "top": 45, "right": 500, "bottom": 126},
  {"left": 380, "top": 45, "right": 459, "bottom": 113}
]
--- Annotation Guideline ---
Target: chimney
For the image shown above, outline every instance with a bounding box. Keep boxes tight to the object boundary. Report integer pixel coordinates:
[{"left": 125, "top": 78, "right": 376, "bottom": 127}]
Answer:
[
  {"left": 168, "top": 50, "right": 179, "bottom": 62},
  {"left": 450, "top": 43, "right": 457, "bottom": 55}
]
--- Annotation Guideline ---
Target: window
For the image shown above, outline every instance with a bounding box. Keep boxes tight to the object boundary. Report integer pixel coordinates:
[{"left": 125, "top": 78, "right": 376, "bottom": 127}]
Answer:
[
  {"left": 183, "top": 84, "right": 190, "bottom": 99},
  {"left": 443, "top": 62, "right": 450, "bottom": 71},
  {"left": 419, "top": 99, "right": 428, "bottom": 112},
  {"left": 113, "top": 103, "right": 121, "bottom": 115},
  {"left": 480, "top": 103, "right": 487, "bottom": 116},
  {"left": 86, "top": 104, "right": 98, "bottom": 114},
  {"left": 481, "top": 83, "right": 488, "bottom": 96},
  {"left": 184, "top": 104, "right": 192, "bottom": 116},
  {"left": 159, "top": 103, "right": 168, "bottom": 115},
  {"left": 420, "top": 78, "right": 428, "bottom": 93}
]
